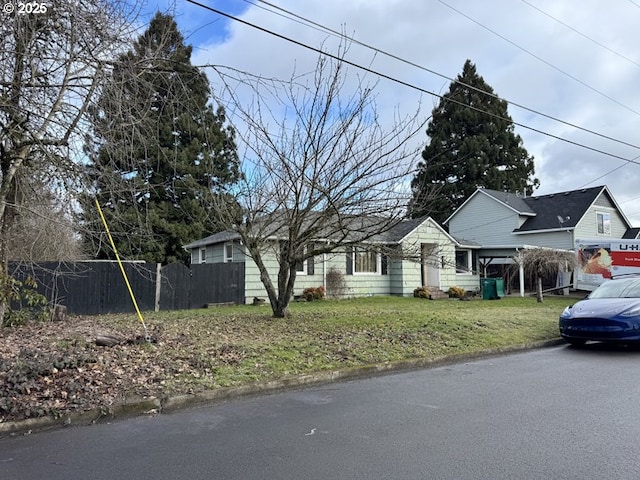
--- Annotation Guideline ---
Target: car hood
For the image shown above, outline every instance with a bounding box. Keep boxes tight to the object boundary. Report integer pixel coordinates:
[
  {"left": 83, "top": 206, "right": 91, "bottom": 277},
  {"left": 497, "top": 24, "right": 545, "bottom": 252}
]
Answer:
[{"left": 567, "top": 298, "right": 640, "bottom": 318}]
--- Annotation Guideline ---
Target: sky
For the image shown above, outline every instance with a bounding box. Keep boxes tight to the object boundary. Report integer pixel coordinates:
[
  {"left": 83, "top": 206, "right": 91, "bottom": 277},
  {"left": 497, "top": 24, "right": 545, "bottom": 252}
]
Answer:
[{"left": 145, "top": 0, "right": 640, "bottom": 226}]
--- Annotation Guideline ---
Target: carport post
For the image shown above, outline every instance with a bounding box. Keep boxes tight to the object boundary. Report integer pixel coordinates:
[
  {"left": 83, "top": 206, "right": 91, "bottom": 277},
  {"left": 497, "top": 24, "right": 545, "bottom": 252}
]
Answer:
[{"left": 519, "top": 263, "right": 525, "bottom": 297}]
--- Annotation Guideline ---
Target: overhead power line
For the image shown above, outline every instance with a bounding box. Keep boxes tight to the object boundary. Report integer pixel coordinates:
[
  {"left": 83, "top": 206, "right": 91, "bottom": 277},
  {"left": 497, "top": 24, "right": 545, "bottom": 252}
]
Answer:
[
  {"left": 185, "top": 0, "right": 640, "bottom": 167},
  {"left": 250, "top": 0, "right": 640, "bottom": 152},
  {"left": 520, "top": 0, "right": 640, "bottom": 69},
  {"left": 437, "top": 0, "right": 640, "bottom": 118}
]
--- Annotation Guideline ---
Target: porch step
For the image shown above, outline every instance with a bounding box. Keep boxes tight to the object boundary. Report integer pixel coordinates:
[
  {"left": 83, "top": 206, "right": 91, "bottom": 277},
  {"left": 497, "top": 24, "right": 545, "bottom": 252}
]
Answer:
[{"left": 425, "top": 287, "right": 449, "bottom": 300}]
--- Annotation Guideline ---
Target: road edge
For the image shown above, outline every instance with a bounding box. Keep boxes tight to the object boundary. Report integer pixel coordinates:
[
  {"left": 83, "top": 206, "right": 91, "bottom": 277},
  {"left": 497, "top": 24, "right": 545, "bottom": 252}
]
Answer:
[{"left": 0, "top": 338, "right": 565, "bottom": 438}]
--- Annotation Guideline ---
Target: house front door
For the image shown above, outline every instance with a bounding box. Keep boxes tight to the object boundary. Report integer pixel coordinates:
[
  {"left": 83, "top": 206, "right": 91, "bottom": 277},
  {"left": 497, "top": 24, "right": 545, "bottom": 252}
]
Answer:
[{"left": 421, "top": 243, "right": 440, "bottom": 288}]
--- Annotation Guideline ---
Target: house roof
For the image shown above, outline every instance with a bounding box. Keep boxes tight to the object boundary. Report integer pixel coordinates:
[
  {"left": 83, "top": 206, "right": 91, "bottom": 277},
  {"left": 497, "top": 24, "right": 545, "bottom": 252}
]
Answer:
[
  {"left": 184, "top": 216, "right": 461, "bottom": 250},
  {"left": 513, "top": 185, "right": 620, "bottom": 233},
  {"left": 375, "top": 215, "right": 471, "bottom": 247},
  {"left": 623, "top": 228, "right": 640, "bottom": 239},
  {"left": 369, "top": 216, "right": 430, "bottom": 243},
  {"left": 450, "top": 236, "right": 482, "bottom": 249},
  {"left": 184, "top": 230, "right": 240, "bottom": 250},
  {"left": 479, "top": 189, "right": 537, "bottom": 215},
  {"left": 444, "top": 188, "right": 536, "bottom": 225},
  {"left": 448, "top": 184, "right": 634, "bottom": 234}
]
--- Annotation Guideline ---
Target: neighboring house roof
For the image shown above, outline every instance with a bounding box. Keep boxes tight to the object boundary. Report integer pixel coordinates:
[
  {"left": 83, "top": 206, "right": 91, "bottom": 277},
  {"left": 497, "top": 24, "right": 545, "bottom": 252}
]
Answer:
[
  {"left": 450, "top": 236, "right": 482, "bottom": 249},
  {"left": 184, "top": 231, "right": 240, "bottom": 250},
  {"left": 623, "top": 228, "right": 640, "bottom": 239},
  {"left": 513, "top": 185, "right": 608, "bottom": 233},
  {"left": 445, "top": 189, "right": 536, "bottom": 225},
  {"left": 476, "top": 189, "right": 537, "bottom": 216},
  {"left": 447, "top": 184, "right": 635, "bottom": 235}
]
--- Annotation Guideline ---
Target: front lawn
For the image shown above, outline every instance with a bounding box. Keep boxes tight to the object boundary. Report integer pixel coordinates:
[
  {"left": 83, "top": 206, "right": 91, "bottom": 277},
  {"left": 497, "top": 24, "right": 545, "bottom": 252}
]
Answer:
[{"left": 0, "top": 295, "right": 573, "bottom": 421}]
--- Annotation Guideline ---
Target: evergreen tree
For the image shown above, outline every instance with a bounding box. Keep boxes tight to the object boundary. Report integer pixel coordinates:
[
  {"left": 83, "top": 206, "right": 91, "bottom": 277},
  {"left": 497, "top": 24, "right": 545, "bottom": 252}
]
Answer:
[
  {"left": 409, "top": 60, "right": 539, "bottom": 224},
  {"left": 80, "top": 13, "right": 240, "bottom": 264}
]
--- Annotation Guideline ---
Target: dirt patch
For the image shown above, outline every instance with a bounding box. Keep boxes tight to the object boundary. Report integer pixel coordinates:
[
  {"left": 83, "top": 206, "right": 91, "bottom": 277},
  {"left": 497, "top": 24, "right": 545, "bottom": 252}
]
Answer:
[{"left": 0, "top": 317, "right": 216, "bottom": 422}]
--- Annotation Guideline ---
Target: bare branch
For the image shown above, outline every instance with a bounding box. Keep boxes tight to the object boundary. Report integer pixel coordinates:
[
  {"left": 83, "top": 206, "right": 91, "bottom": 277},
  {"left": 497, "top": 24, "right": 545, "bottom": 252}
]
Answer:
[{"left": 205, "top": 42, "right": 430, "bottom": 317}]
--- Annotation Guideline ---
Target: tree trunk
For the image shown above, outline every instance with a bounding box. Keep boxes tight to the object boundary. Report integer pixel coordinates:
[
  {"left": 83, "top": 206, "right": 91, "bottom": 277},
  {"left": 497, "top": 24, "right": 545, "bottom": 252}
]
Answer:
[
  {"left": 272, "top": 298, "right": 290, "bottom": 318},
  {"left": 536, "top": 275, "right": 543, "bottom": 303},
  {"left": 249, "top": 247, "right": 293, "bottom": 318},
  {"left": 273, "top": 264, "right": 296, "bottom": 318},
  {"left": 0, "top": 242, "right": 9, "bottom": 328}
]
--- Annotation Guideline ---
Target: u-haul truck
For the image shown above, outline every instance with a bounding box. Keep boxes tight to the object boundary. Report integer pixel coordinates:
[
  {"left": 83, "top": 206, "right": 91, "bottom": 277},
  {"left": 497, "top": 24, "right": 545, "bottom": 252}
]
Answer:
[{"left": 575, "top": 238, "right": 640, "bottom": 290}]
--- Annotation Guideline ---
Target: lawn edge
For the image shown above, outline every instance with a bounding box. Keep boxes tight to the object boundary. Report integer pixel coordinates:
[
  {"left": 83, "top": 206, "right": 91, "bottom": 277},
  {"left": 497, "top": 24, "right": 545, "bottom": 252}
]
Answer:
[{"left": 0, "top": 338, "right": 564, "bottom": 438}]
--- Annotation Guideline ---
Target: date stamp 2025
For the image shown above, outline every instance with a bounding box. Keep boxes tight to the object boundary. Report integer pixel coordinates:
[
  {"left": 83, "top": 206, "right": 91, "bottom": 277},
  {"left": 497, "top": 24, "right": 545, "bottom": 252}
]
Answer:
[{"left": 3, "top": 2, "right": 48, "bottom": 15}]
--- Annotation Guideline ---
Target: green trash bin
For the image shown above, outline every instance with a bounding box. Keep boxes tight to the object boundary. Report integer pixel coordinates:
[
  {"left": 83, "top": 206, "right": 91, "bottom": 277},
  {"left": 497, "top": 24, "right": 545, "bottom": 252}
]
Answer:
[
  {"left": 481, "top": 278, "right": 497, "bottom": 300},
  {"left": 495, "top": 278, "right": 505, "bottom": 298}
]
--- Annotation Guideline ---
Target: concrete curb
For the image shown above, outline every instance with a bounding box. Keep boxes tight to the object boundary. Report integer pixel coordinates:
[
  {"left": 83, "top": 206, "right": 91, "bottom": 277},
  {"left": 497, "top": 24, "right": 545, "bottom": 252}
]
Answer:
[{"left": 0, "top": 339, "right": 565, "bottom": 438}]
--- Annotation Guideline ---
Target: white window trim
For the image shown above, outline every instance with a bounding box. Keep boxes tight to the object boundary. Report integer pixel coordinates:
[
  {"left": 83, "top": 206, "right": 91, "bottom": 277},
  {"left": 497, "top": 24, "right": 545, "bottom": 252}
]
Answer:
[
  {"left": 455, "top": 250, "right": 472, "bottom": 274},
  {"left": 295, "top": 246, "right": 308, "bottom": 275},
  {"left": 353, "top": 247, "right": 381, "bottom": 275},
  {"left": 199, "top": 247, "right": 207, "bottom": 264},
  {"left": 596, "top": 211, "right": 611, "bottom": 236},
  {"left": 224, "top": 242, "right": 234, "bottom": 263},
  {"left": 296, "top": 259, "right": 308, "bottom": 275}
]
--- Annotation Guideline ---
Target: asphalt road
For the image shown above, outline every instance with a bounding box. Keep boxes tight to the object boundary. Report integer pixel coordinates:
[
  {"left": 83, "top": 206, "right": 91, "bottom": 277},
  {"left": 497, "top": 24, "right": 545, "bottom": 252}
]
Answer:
[{"left": 3, "top": 344, "right": 640, "bottom": 479}]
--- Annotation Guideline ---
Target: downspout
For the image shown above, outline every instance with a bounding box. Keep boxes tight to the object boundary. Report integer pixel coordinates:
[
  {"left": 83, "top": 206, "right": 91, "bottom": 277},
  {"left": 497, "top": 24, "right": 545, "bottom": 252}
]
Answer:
[{"left": 323, "top": 252, "right": 327, "bottom": 290}]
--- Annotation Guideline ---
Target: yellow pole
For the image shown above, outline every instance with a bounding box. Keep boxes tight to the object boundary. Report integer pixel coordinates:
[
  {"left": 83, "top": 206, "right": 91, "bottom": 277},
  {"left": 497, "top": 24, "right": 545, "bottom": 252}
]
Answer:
[{"left": 95, "top": 199, "right": 149, "bottom": 340}]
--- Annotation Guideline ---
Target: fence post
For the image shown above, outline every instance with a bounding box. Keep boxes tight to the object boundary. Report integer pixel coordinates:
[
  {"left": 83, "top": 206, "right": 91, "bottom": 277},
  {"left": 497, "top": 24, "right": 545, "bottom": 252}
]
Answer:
[{"left": 155, "top": 262, "right": 162, "bottom": 312}]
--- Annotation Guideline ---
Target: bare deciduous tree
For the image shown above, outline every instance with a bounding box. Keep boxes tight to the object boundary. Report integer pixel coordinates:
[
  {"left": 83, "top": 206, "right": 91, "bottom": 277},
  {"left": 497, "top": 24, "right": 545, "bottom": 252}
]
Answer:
[
  {"left": 6, "top": 178, "right": 81, "bottom": 262},
  {"left": 0, "top": 0, "right": 140, "bottom": 323},
  {"left": 207, "top": 46, "right": 431, "bottom": 317}
]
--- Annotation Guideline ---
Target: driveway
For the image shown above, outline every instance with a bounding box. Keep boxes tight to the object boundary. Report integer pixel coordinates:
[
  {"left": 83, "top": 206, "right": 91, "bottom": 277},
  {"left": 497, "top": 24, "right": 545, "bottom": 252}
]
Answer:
[{"left": 2, "top": 344, "right": 640, "bottom": 479}]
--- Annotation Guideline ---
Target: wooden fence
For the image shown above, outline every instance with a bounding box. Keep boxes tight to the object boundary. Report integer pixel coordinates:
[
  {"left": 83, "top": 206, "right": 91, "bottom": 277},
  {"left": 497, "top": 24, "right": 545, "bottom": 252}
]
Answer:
[{"left": 10, "top": 261, "right": 245, "bottom": 315}]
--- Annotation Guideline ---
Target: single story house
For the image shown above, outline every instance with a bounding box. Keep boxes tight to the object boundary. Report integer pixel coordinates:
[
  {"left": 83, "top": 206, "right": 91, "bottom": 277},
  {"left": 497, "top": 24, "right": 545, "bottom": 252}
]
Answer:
[{"left": 184, "top": 216, "right": 480, "bottom": 304}]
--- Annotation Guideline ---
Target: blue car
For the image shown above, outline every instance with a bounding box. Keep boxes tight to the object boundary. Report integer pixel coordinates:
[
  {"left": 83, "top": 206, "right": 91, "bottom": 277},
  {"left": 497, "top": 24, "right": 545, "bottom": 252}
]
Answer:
[{"left": 559, "top": 276, "right": 640, "bottom": 345}]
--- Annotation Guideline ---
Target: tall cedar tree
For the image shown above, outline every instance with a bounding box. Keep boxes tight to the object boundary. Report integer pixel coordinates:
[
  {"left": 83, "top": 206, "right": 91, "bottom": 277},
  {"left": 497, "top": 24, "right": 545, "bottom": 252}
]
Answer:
[
  {"left": 410, "top": 60, "right": 538, "bottom": 224},
  {"left": 80, "top": 13, "right": 239, "bottom": 264}
]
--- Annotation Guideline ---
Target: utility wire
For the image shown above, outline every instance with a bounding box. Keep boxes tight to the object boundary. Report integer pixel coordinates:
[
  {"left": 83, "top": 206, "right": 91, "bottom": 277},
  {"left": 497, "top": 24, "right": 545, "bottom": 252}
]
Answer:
[
  {"left": 186, "top": 0, "right": 640, "bottom": 166},
  {"left": 250, "top": 0, "right": 640, "bottom": 152},
  {"left": 577, "top": 161, "right": 631, "bottom": 188},
  {"left": 520, "top": 0, "right": 640, "bottom": 69},
  {"left": 437, "top": 0, "right": 640, "bottom": 117},
  {"left": 247, "top": 0, "right": 640, "bottom": 194}
]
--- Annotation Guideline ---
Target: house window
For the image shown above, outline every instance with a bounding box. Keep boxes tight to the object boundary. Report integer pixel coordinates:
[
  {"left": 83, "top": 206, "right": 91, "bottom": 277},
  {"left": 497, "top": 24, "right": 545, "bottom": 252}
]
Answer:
[
  {"left": 295, "top": 245, "right": 312, "bottom": 275},
  {"left": 199, "top": 248, "right": 206, "bottom": 264},
  {"left": 596, "top": 212, "right": 611, "bottom": 235},
  {"left": 296, "top": 258, "right": 307, "bottom": 275},
  {"left": 224, "top": 243, "right": 233, "bottom": 263},
  {"left": 354, "top": 247, "right": 379, "bottom": 274},
  {"left": 455, "top": 250, "right": 471, "bottom": 273}
]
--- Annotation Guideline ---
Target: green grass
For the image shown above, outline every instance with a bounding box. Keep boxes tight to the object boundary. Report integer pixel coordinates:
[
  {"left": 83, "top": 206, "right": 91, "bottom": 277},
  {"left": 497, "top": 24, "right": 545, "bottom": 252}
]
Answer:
[
  {"left": 0, "top": 295, "right": 576, "bottom": 420},
  {"left": 112, "top": 295, "right": 573, "bottom": 389}
]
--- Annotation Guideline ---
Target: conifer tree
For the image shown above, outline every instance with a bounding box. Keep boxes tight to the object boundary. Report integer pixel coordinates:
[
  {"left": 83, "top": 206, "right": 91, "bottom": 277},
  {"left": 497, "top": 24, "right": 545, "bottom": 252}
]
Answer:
[
  {"left": 410, "top": 59, "right": 538, "bottom": 224},
  {"left": 80, "top": 12, "right": 240, "bottom": 264}
]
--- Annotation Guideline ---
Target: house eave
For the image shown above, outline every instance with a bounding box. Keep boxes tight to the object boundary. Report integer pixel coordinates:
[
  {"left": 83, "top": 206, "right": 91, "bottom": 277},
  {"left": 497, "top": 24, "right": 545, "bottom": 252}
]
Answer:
[{"left": 512, "top": 227, "right": 575, "bottom": 235}]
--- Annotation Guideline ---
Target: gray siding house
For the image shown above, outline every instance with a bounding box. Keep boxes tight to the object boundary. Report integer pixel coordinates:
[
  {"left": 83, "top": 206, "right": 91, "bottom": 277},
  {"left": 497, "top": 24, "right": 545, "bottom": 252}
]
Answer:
[
  {"left": 185, "top": 217, "right": 480, "bottom": 304},
  {"left": 445, "top": 185, "right": 638, "bottom": 293}
]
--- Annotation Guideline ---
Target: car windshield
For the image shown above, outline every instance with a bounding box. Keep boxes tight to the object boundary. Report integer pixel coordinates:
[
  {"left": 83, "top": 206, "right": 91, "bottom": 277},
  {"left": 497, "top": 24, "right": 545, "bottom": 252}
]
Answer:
[{"left": 589, "top": 278, "right": 640, "bottom": 299}]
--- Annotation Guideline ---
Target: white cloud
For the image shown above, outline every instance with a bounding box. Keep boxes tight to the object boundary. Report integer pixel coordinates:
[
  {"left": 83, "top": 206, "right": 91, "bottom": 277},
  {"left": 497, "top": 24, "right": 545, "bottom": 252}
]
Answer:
[{"left": 171, "top": 0, "right": 640, "bottom": 225}]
